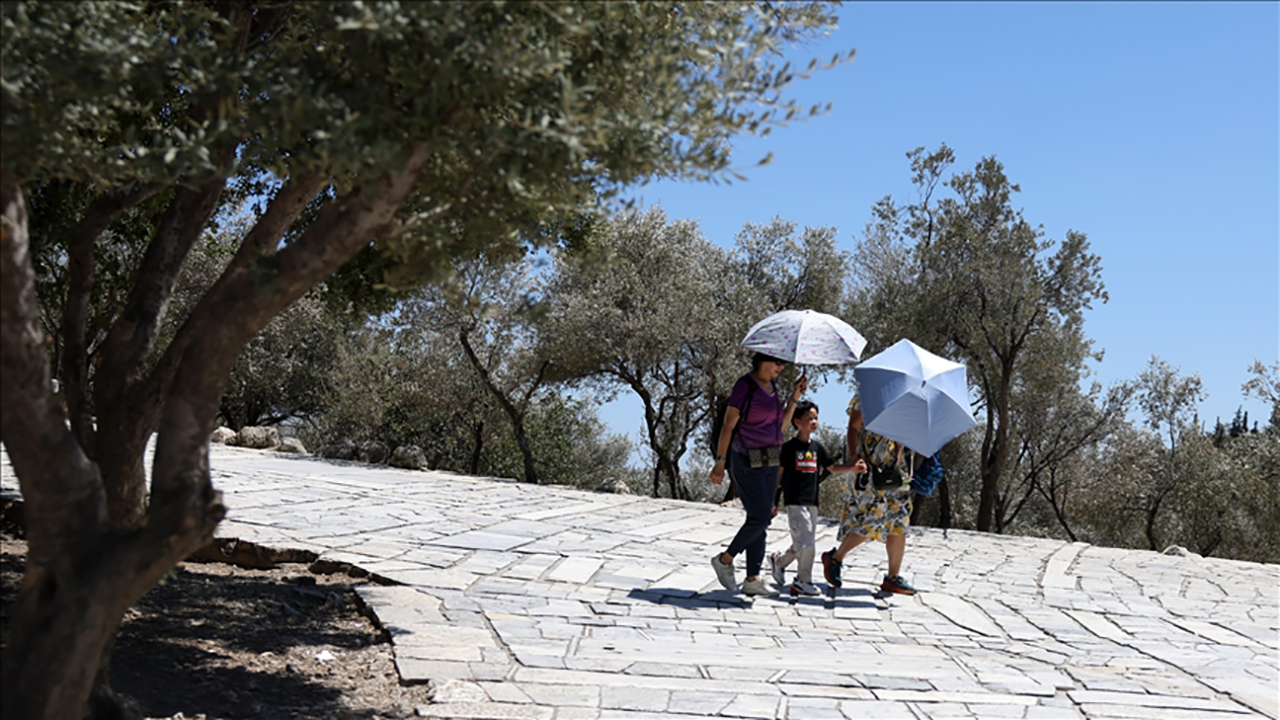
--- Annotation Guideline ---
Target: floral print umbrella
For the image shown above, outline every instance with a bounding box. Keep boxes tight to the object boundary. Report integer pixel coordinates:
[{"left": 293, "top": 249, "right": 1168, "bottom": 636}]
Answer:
[{"left": 740, "top": 309, "right": 867, "bottom": 365}]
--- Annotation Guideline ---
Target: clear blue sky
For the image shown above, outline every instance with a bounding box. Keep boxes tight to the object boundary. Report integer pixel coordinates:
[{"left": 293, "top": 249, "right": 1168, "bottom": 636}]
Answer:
[{"left": 596, "top": 2, "right": 1279, "bottom": 458}]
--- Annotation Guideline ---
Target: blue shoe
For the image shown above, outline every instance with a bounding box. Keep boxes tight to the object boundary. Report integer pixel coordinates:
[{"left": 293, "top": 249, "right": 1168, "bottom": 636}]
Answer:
[
  {"left": 821, "top": 549, "right": 842, "bottom": 589},
  {"left": 880, "top": 574, "right": 916, "bottom": 595}
]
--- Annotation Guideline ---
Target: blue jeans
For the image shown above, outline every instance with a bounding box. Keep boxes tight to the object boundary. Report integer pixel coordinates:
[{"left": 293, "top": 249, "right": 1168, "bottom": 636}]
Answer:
[{"left": 724, "top": 450, "right": 777, "bottom": 577}]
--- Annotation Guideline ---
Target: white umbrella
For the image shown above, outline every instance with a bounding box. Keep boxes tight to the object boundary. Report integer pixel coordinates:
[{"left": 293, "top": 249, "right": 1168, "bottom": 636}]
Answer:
[
  {"left": 740, "top": 309, "right": 867, "bottom": 365},
  {"left": 853, "top": 339, "right": 977, "bottom": 456}
]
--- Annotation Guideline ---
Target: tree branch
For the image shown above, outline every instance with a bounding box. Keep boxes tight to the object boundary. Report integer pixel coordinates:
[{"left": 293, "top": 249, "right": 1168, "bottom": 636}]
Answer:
[
  {"left": 61, "top": 179, "right": 171, "bottom": 455},
  {"left": 95, "top": 158, "right": 234, "bottom": 419},
  {"left": 140, "top": 172, "right": 326, "bottom": 415},
  {"left": 520, "top": 359, "right": 552, "bottom": 408},
  {"left": 145, "top": 143, "right": 431, "bottom": 527},
  {"left": 231, "top": 174, "right": 329, "bottom": 264},
  {"left": 0, "top": 179, "right": 108, "bottom": 544}
]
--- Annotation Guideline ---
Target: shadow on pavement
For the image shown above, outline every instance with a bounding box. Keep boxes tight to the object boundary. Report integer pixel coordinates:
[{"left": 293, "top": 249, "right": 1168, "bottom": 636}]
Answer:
[{"left": 627, "top": 587, "right": 752, "bottom": 607}]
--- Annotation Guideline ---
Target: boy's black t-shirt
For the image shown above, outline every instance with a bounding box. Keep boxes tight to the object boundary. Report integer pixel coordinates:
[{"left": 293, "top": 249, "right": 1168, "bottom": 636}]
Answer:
[{"left": 779, "top": 437, "right": 832, "bottom": 507}]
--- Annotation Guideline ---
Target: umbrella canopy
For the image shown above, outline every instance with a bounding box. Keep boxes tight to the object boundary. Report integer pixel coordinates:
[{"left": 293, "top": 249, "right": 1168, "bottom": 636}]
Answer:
[
  {"left": 740, "top": 309, "right": 867, "bottom": 365},
  {"left": 853, "top": 339, "right": 977, "bottom": 456}
]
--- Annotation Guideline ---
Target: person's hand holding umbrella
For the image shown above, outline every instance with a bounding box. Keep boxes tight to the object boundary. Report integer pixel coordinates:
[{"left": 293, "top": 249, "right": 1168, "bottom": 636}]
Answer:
[{"left": 791, "top": 373, "right": 808, "bottom": 403}]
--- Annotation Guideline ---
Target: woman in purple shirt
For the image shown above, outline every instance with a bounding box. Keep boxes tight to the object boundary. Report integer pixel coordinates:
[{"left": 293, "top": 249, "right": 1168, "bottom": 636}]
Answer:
[{"left": 709, "top": 352, "right": 806, "bottom": 596}]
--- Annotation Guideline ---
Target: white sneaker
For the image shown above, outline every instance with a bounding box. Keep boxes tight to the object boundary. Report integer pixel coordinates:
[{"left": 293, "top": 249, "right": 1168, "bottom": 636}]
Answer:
[
  {"left": 769, "top": 552, "right": 786, "bottom": 587},
  {"left": 741, "top": 578, "right": 775, "bottom": 596},
  {"left": 711, "top": 554, "right": 737, "bottom": 591},
  {"left": 790, "top": 582, "right": 821, "bottom": 596}
]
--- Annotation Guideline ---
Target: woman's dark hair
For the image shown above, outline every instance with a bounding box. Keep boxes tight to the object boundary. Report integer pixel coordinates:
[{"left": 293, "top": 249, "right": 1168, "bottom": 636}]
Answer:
[{"left": 751, "top": 352, "right": 786, "bottom": 371}]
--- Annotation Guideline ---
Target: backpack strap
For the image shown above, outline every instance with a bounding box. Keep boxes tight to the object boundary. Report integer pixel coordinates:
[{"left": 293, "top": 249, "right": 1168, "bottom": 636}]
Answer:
[{"left": 732, "top": 375, "right": 759, "bottom": 445}]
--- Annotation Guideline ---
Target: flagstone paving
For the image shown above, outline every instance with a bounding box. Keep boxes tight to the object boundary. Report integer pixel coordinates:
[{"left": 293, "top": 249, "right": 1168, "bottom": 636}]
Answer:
[{"left": 4, "top": 444, "right": 1278, "bottom": 719}]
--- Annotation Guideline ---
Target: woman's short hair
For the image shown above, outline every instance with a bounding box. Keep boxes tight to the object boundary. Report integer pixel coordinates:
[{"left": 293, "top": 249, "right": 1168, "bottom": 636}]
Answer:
[{"left": 751, "top": 352, "right": 786, "bottom": 371}]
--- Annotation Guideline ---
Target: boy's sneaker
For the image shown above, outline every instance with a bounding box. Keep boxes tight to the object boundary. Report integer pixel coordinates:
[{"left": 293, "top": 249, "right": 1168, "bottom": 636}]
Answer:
[
  {"left": 880, "top": 575, "right": 917, "bottom": 595},
  {"left": 769, "top": 552, "right": 786, "bottom": 587},
  {"left": 821, "top": 549, "right": 843, "bottom": 588},
  {"left": 790, "top": 582, "right": 821, "bottom": 597},
  {"left": 741, "top": 578, "right": 775, "bottom": 596},
  {"left": 711, "top": 554, "right": 737, "bottom": 591}
]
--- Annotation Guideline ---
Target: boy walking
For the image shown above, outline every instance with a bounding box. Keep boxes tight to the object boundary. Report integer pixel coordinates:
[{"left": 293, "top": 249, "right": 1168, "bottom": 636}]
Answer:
[{"left": 769, "top": 401, "right": 862, "bottom": 596}]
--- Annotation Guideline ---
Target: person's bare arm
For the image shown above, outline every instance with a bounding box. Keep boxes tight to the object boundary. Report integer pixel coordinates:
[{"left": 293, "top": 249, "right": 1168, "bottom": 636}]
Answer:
[
  {"left": 779, "top": 374, "right": 807, "bottom": 430},
  {"left": 846, "top": 404, "right": 863, "bottom": 463},
  {"left": 827, "top": 460, "right": 867, "bottom": 476},
  {"left": 709, "top": 406, "right": 741, "bottom": 486}
]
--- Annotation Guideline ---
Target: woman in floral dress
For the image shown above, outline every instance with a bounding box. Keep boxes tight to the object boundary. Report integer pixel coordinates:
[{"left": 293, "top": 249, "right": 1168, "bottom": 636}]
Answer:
[{"left": 819, "top": 393, "right": 918, "bottom": 595}]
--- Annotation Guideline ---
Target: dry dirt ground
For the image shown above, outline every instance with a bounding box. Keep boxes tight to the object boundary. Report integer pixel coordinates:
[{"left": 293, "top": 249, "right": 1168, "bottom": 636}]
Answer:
[{"left": 0, "top": 526, "right": 437, "bottom": 719}]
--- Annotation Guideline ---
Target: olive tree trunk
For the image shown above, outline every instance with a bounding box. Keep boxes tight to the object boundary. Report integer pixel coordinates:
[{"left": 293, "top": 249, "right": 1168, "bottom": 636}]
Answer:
[{"left": 0, "top": 147, "right": 428, "bottom": 718}]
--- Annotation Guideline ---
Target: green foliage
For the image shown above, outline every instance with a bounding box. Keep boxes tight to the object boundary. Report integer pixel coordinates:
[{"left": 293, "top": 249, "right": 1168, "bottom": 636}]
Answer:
[
  {"left": 1243, "top": 360, "right": 1280, "bottom": 432},
  {"left": 846, "top": 144, "right": 1108, "bottom": 532},
  {"left": 2, "top": 2, "right": 857, "bottom": 714},
  {"left": 1044, "top": 358, "right": 1280, "bottom": 562},
  {"left": 1214, "top": 428, "right": 1280, "bottom": 562},
  {"left": 2, "top": 1, "right": 229, "bottom": 183},
  {"left": 303, "top": 322, "right": 632, "bottom": 488},
  {"left": 489, "top": 395, "right": 635, "bottom": 490},
  {"left": 5, "top": 1, "right": 849, "bottom": 284},
  {"left": 729, "top": 217, "right": 849, "bottom": 316},
  {"left": 215, "top": 293, "right": 347, "bottom": 430},
  {"left": 544, "top": 207, "right": 728, "bottom": 498}
]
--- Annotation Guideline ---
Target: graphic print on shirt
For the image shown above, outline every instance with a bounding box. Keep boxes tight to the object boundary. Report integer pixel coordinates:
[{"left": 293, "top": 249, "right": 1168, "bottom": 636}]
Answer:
[{"left": 795, "top": 450, "right": 819, "bottom": 474}]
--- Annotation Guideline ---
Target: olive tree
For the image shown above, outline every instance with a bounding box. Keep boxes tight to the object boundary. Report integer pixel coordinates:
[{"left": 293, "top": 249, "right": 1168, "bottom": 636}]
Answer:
[
  {"left": 846, "top": 145, "right": 1107, "bottom": 533},
  {"left": 400, "top": 254, "right": 552, "bottom": 484},
  {"left": 1215, "top": 426, "right": 1280, "bottom": 563},
  {"left": 995, "top": 325, "right": 1134, "bottom": 537},
  {"left": 1072, "top": 421, "right": 1163, "bottom": 550},
  {"left": 0, "top": 2, "right": 847, "bottom": 716},
  {"left": 1243, "top": 359, "right": 1280, "bottom": 431},
  {"left": 1128, "top": 358, "right": 1277, "bottom": 559},
  {"left": 1132, "top": 357, "right": 1207, "bottom": 550},
  {"left": 543, "top": 207, "right": 730, "bottom": 499},
  {"left": 307, "top": 322, "right": 496, "bottom": 466}
]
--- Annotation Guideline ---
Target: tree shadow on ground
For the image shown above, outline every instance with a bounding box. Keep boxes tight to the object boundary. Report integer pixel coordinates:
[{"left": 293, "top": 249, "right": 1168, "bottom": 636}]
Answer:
[
  {"left": 113, "top": 647, "right": 355, "bottom": 720},
  {"left": 0, "top": 534, "right": 421, "bottom": 720},
  {"left": 127, "top": 567, "right": 378, "bottom": 653},
  {"left": 110, "top": 565, "right": 389, "bottom": 719}
]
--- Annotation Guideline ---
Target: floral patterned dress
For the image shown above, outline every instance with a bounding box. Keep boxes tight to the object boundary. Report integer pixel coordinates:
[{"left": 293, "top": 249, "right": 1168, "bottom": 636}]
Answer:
[{"left": 840, "top": 396, "right": 913, "bottom": 542}]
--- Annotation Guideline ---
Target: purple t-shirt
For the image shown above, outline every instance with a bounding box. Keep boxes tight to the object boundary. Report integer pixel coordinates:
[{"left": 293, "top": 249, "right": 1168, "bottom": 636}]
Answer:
[{"left": 728, "top": 374, "right": 784, "bottom": 453}]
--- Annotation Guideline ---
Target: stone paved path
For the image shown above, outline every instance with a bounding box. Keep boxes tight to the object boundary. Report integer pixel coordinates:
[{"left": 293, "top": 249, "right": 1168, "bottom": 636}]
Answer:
[{"left": 4, "top": 445, "right": 1279, "bottom": 719}]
